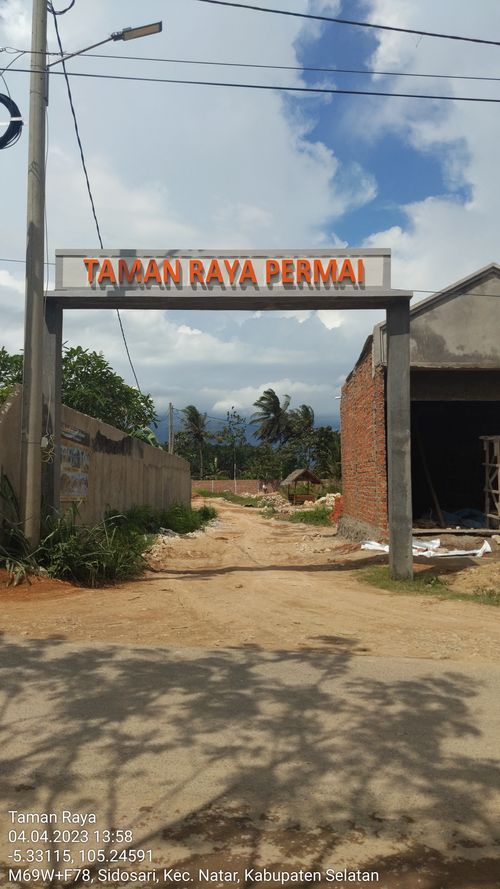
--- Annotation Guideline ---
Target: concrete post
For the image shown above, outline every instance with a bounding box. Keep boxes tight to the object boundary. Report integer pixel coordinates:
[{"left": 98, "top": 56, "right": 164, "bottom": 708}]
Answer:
[
  {"left": 386, "top": 299, "right": 413, "bottom": 580},
  {"left": 42, "top": 301, "right": 63, "bottom": 516},
  {"left": 20, "top": 0, "right": 47, "bottom": 544}
]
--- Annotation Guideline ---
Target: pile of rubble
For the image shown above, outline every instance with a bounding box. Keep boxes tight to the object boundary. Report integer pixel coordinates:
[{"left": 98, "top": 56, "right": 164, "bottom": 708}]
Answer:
[
  {"left": 259, "top": 493, "right": 295, "bottom": 515},
  {"left": 301, "top": 492, "right": 341, "bottom": 509}
]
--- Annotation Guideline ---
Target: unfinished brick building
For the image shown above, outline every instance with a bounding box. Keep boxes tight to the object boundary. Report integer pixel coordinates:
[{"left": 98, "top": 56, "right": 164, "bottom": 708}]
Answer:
[{"left": 340, "top": 264, "right": 500, "bottom": 539}]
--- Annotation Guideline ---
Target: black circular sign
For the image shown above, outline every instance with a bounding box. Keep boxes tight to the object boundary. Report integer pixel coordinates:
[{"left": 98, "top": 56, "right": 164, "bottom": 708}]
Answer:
[{"left": 0, "top": 93, "right": 23, "bottom": 149}]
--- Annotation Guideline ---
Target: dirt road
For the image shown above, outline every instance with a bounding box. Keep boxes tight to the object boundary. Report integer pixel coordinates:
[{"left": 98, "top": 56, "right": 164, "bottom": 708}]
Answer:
[
  {"left": 1, "top": 502, "right": 500, "bottom": 888},
  {"left": 1, "top": 499, "right": 499, "bottom": 662}
]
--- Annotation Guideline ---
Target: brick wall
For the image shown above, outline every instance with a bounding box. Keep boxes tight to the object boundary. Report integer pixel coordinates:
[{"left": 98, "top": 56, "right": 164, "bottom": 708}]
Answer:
[
  {"left": 340, "top": 346, "right": 388, "bottom": 532},
  {"left": 191, "top": 479, "right": 280, "bottom": 496}
]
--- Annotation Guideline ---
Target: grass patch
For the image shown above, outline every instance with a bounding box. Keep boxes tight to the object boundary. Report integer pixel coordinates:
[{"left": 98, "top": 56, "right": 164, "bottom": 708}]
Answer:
[
  {"left": 38, "top": 508, "right": 148, "bottom": 586},
  {"left": 0, "top": 473, "right": 216, "bottom": 586},
  {"left": 360, "top": 565, "right": 500, "bottom": 606},
  {"left": 107, "top": 503, "right": 217, "bottom": 535},
  {"left": 0, "top": 505, "right": 148, "bottom": 587},
  {"left": 288, "top": 506, "right": 332, "bottom": 526}
]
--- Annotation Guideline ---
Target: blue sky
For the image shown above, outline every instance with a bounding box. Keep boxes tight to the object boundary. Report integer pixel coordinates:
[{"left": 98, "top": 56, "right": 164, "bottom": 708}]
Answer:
[{"left": 1, "top": 0, "right": 500, "bottom": 436}]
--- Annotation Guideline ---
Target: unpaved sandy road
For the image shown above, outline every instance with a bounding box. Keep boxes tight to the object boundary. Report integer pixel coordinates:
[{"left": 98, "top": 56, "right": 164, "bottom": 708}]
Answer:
[
  {"left": 1, "top": 502, "right": 500, "bottom": 889},
  {"left": 0, "top": 500, "right": 499, "bottom": 662}
]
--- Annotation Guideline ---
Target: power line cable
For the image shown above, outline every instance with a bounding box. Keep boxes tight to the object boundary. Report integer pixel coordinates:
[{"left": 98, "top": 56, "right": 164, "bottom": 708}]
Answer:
[
  {"left": 9, "top": 65, "right": 500, "bottom": 103},
  {"left": 0, "top": 50, "right": 26, "bottom": 97},
  {"left": 7, "top": 46, "right": 500, "bottom": 84},
  {"left": 49, "top": 1, "right": 76, "bottom": 14},
  {"left": 6, "top": 45, "right": 500, "bottom": 86},
  {"left": 48, "top": 6, "right": 142, "bottom": 391},
  {"left": 2, "top": 255, "right": 500, "bottom": 298},
  {"left": 0, "top": 257, "right": 55, "bottom": 265},
  {"left": 193, "top": 0, "right": 500, "bottom": 48}
]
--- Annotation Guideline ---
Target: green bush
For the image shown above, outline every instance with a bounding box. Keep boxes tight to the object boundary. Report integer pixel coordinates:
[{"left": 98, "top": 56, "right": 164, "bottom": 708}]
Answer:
[
  {"left": 288, "top": 506, "right": 332, "bottom": 526},
  {"left": 0, "top": 473, "right": 217, "bottom": 586},
  {"left": 37, "top": 507, "right": 148, "bottom": 586},
  {"left": 106, "top": 503, "right": 217, "bottom": 535}
]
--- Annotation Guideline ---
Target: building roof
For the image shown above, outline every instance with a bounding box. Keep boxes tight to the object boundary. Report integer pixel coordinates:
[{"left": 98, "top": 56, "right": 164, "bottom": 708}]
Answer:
[
  {"left": 281, "top": 468, "right": 322, "bottom": 486},
  {"left": 346, "top": 263, "right": 500, "bottom": 378}
]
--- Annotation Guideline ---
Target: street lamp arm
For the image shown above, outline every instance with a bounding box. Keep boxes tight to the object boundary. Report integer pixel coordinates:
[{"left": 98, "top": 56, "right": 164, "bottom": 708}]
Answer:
[
  {"left": 46, "top": 21, "right": 162, "bottom": 69},
  {"left": 46, "top": 36, "right": 114, "bottom": 68}
]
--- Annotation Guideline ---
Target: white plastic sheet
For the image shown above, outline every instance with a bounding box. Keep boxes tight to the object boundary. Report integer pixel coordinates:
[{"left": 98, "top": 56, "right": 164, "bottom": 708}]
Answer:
[{"left": 361, "top": 538, "right": 492, "bottom": 558}]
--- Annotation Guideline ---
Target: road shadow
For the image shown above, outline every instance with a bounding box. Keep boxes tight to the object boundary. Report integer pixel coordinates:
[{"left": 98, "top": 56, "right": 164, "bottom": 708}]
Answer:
[{"left": 0, "top": 637, "right": 498, "bottom": 886}]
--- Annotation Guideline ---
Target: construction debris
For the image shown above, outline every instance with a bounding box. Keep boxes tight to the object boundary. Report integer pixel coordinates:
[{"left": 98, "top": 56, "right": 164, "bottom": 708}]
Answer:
[{"left": 361, "top": 538, "right": 492, "bottom": 559}]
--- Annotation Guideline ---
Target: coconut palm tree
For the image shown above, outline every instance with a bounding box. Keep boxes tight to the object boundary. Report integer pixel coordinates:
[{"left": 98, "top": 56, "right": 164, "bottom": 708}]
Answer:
[
  {"left": 289, "top": 404, "right": 315, "bottom": 437},
  {"left": 181, "top": 405, "right": 209, "bottom": 478},
  {"left": 287, "top": 404, "right": 316, "bottom": 466},
  {"left": 250, "top": 388, "right": 291, "bottom": 445}
]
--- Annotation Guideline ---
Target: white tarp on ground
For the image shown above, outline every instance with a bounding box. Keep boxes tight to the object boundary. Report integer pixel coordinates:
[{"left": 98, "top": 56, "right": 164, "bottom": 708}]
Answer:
[{"left": 361, "top": 538, "right": 492, "bottom": 558}]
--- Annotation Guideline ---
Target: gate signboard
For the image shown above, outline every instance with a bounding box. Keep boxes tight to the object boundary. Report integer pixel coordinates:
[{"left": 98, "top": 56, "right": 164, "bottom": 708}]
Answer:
[
  {"left": 52, "top": 248, "right": 405, "bottom": 309},
  {"left": 43, "top": 247, "right": 414, "bottom": 579}
]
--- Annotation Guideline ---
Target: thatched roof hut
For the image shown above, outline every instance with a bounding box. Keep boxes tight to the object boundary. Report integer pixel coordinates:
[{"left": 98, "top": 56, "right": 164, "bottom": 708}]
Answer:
[{"left": 280, "top": 468, "right": 322, "bottom": 503}]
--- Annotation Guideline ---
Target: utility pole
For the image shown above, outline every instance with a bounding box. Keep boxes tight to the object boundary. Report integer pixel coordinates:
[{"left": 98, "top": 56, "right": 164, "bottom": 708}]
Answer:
[
  {"left": 19, "top": 9, "right": 162, "bottom": 545},
  {"left": 168, "top": 402, "right": 174, "bottom": 453},
  {"left": 21, "top": 0, "right": 47, "bottom": 546}
]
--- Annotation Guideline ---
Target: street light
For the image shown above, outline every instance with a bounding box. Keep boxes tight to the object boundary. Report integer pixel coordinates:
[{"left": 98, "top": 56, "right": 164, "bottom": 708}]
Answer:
[
  {"left": 21, "top": 3, "right": 163, "bottom": 545},
  {"left": 47, "top": 21, "right": 163, "bottom": 68},
  {"left": 114, "top": 22, "right": 162, "bottom": 42}
]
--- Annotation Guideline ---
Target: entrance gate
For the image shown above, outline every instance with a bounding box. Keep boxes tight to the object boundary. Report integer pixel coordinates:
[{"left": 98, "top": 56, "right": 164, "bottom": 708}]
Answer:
[{"left": 43, "top": 248, "right": 413, "bottom": 578}]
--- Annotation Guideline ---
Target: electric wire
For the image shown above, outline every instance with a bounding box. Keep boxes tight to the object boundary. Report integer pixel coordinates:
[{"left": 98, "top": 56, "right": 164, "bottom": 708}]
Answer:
[
  {"left": 193, "top": 0, "right": 500, "bottom": 48},
  {"left": 0, "top": 252, "right": 499, "bottom": 298},
  {"left": 8, "top": 65, "right": 500, "bottom": 104},
  {"left": 47, "top": 1, "right": 76, "bottom": 15},
  {"left": 1, "top": 253, "right": 500, "bottom": 298},
  {"left": 48, "top": 6, "right": 142, "bottom": 391},
  {"left": 6, "top": 46, "right": 500, "bottom": 85},
  {"left": 0, "top": 50, "right": 26, "bottom": 97}
]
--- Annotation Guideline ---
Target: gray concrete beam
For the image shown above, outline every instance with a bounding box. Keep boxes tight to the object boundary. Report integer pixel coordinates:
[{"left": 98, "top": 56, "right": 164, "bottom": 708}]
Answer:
[
  {"left": 386, "top": 299, "right": 413, "bottom": 580},
  {"left": 41, "top": 301, "right": 62, "bottom": 516}
]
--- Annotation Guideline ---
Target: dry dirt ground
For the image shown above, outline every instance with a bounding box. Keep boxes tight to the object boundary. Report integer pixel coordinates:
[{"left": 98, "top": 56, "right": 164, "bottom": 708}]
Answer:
[
  {"left": 1, "top": 501, "right": 499, "bottom": 889},
  {"left": 0, "top": 500, "right": 499, "bottom": 661}
]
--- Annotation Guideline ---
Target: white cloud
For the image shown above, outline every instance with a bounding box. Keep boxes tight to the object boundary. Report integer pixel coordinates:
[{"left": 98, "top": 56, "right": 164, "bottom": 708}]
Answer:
[
  {"left": 0, "top": 270, "right": 24, "bottom": 294},
  {"left": 210, "top": 378, "right": 333, "bottom": 413},
  {"left": 358, "top": 0, "right": 500, "bottom": 293},
  {"left": 6, "top": 2, "right": 500, "bottom": 422},
  {"left": 0, "top": 0, "right": 30, "bottom": 43}
]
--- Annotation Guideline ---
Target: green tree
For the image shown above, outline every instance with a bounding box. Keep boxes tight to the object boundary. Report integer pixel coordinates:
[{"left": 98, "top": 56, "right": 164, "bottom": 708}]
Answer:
[
  {"left": 243, "top": 444, "right": 283, "bottom": 482},
  {"left": 61, "top": 347, "right": 157, "bottom": 433},
  {"left": 214, "top": 407, "right": 247, "bottom": 481},
  {"left": 173, "top": 429, "right": 198, "bottom": 466},
  {"left": 0, "top": 345, "right": 157, "bottom": 434},
  {"left": 0, "top": 347, "right": 23, "bottom": 402},
  {"left": 287, "top": 403, "right": 316, "bottom": 466},
  {"left": 250, "top": 388, "right": 291, "bottom": 445},
  {"left": 133, "top": 427, "right": 162, "bottom": 448},
  {"left": 181, "top": 405, "right": 210, "bottom": 479},
  {"left": 312, "top": 426, "right": 341, "bottom": 478}
]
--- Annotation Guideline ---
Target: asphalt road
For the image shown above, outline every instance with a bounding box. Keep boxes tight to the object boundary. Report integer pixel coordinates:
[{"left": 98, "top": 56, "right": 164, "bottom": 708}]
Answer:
[{"left": 1, "top": 636, "right": 499, "bottom": 887}]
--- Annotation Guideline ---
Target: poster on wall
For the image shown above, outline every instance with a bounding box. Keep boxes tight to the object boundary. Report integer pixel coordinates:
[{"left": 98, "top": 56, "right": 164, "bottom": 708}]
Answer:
[{"left": 60, "top": 425, "right": 91, "bottom": 500}]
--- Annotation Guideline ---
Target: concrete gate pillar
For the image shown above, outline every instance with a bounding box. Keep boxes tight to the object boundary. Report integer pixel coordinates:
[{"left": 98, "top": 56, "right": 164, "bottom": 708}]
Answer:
[{"left": 386, "top": 299, "right": 413, "bottom": 580}]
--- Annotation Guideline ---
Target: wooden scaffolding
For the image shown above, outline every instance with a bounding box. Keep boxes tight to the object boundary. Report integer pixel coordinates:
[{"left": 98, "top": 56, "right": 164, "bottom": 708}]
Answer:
[{"left": 481, "top": 436, "right": 500, "bottom": 528}]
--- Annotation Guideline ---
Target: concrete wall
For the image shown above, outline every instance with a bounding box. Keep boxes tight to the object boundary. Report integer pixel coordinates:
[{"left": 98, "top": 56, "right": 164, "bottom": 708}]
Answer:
[
  {"left": 192, "top": 478, "right": 280, "bottom": 496},
  {"left": 340, "top": 349, "right": 388, "bottom": 534},
  {"left": 0, "top": 387, "right": 190, "bottom": 528},
  {"left": 375, "top": 266, "right": 500, "bottom": 369},
  {"left": 61, "top": 406, "right": 190, "bottom": 524},
  {"left": 0, "top": 386, "right": 22, "bottom": 524}
]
